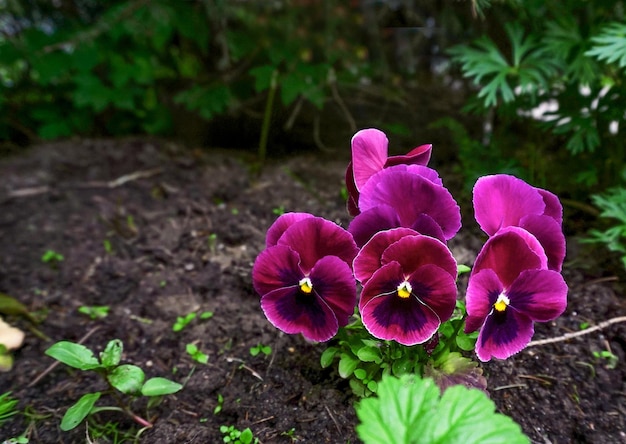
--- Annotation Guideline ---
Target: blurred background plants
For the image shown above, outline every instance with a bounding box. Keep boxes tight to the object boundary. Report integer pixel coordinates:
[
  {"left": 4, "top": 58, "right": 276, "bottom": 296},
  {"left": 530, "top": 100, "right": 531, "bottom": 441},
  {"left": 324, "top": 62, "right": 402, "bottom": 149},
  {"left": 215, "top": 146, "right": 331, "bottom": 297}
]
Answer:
[{"left": 1, "top": 0, "right": 626, "bottom": 270}]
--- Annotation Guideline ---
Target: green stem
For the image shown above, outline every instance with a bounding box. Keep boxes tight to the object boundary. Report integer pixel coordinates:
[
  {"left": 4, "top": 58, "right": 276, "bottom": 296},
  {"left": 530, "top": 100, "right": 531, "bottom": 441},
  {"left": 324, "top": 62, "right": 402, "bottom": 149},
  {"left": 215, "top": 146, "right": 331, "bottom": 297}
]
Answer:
[{"left": 258, "top": 69, "right": 278, "bottom": 167}]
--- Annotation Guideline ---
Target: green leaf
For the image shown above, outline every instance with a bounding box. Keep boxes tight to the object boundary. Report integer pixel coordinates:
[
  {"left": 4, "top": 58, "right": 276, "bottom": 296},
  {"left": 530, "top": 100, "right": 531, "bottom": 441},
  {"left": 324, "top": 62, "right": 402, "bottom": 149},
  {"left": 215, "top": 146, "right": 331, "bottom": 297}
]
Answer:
[
  {"left": 338, "top": 352, "right": 360, "bottom": 378},
  {"left": 0, "top": 293, "right": 33, "bottom": 321},
  {"left": 586, "top": 22, "right": 626, "bottom": 69},
  {"left": 60, "top": 392, "right": 101, "bottom": 431},
  {"left": 107, "top": 364, "right": 145, "bottom": 395},
  {"left": 45, "top": 341, "right": 101, "bottom": 370},
  {"left": 141, "top": 377, "right": 183, "bottom": 396},
  {"left": 356, "top": 375, "right": 529, "bottom": 444},
  {"left": 356, "top": 346, "right": 382, "bottom": 363},
  {"left": 320, "top": 347, "right": 338, "bottom": 368},
  {"left": 249, "top": 65, "right": 277, "bottom": 92},
  {"left": 240, "top": 427, "right": 254, "bottom": 444},
  {"left": 100, "top": 339, "right": 123, "bottom": 368}
]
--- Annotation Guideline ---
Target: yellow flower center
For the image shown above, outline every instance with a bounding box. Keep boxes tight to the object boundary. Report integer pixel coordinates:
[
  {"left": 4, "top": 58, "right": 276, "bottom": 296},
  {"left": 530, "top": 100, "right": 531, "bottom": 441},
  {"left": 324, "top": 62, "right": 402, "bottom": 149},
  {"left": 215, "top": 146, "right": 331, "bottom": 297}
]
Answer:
[
  {"left": 299, "top": 277, "right": 313, "bottom": 294},
  {"left": 494, "top": 293, "right": 510, "bottom": 312},
  {"left": 397, "top": 281, "right": 412, "bottom": 299}
]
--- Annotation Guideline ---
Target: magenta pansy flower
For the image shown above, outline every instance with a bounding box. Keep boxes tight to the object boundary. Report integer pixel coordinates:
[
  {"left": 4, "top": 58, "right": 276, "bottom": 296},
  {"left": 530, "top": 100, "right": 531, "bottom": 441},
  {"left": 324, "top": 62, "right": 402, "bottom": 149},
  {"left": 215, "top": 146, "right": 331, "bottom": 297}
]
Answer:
[
  {"left": 252, "top": 214, "right": 359, "bottom": 342},
  {"left": 345, "top": 128, "right": 432, "bottom": 216},
  {"left": 348, "top": 164, "right": 461, "bottom": 246},
  {"left": 473, "top": 174, "right": 566, "bottom": 271},
  {"left": 465, "top": 227, "right": 568, "bottom": 361},
  {"left": 358, "top": 234, "right": 458, "bottom": 346}
]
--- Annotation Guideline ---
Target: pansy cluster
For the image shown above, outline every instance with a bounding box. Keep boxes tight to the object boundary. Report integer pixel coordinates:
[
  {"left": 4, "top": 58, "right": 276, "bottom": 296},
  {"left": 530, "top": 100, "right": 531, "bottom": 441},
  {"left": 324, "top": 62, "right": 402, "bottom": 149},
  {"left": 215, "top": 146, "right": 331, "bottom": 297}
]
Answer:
[{"left": 252, "top": 128, "right": 568, "bottom": 362}]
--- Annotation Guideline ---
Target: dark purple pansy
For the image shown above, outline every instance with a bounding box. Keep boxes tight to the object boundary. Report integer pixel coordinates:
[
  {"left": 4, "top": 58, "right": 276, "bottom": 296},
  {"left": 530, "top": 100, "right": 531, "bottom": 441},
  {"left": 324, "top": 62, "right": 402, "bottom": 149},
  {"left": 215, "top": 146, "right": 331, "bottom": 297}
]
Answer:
[
  {"left": 252, "top": 214, "right": 359, "bottom": 342},
  {"left": 473, "top": 174, "right": 565, "bottom": 271},
  {"left": 349, "top": 165, "right": 461, "bottom": 247},
  {"left": 465, "top": 228, "right": 568, "bottom": 361},
  {"left": 359, "top": 235, "right": 457, "bottom": 346},
  {"left": 345, "top": 128, "right": 432, "bottom": 216}
]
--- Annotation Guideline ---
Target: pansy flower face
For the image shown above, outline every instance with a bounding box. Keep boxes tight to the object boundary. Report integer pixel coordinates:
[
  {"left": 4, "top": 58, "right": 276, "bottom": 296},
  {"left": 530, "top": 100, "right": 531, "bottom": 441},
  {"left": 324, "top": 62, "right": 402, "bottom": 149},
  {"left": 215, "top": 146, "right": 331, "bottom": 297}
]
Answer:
[
  {"left": 465, "top": 228, "right": 568, "bottom": 361},
  {"left": 473, "top": 174, "right": 565, "bottom": 271},
  {"left": 346, "top": 128, "right": 432, "bottom": 216},
  {"left": 252, "top": 214, "right": 359, "bottom": 342},
  {"left": 348, "top": 165, "right": 461, "bottom": 246},
  {"left": 358, "top": 234, "right": 458, "bottom": 346}
]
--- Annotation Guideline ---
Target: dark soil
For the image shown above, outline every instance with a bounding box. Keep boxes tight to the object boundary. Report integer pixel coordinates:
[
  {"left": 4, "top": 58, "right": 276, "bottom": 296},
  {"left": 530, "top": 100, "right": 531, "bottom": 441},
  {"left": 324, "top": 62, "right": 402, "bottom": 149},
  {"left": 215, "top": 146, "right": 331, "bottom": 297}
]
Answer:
[{"left": 1, "top": 139, "right": 625, "bottom": 444}]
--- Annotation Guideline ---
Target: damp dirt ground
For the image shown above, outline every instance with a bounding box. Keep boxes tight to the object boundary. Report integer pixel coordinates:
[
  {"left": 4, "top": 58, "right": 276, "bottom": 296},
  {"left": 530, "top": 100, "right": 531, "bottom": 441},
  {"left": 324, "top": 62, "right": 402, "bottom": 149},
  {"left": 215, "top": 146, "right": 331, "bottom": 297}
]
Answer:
[{"left": 0, "top": 138, "right": 625, "bottom": 443}]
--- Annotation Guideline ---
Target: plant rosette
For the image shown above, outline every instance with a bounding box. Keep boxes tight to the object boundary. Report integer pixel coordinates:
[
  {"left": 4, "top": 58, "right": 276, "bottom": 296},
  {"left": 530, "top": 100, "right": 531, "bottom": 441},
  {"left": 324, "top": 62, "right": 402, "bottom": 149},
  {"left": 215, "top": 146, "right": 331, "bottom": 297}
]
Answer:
[{"left": 252, "top": 128, "right": 568, "bottom": 397}]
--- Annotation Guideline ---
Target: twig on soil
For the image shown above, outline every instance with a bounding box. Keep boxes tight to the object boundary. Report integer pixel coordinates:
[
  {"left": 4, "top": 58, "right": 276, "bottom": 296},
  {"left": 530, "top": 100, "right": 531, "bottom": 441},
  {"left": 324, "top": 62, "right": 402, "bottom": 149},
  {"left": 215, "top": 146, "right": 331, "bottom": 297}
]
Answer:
[
  {"left": 28, "top": 326, "right": 101, "bottom": 388},
  {"left": 527, "top": 316, "right": 626, "bottom": 347},
  {"left": 324, "top": 405, "right": 342, "bottom": 435},
  {"left": 225, "top": 356, "right": 263, "bottom": 381},
  {"left": 492, "top": 383, "right": 527, "bottom": 391}
]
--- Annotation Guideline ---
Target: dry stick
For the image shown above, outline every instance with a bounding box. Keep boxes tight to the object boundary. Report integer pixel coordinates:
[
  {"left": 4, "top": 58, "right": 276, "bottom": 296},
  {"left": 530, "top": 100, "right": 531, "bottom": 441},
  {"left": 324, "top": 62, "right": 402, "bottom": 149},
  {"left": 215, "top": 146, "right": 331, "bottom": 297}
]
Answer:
[
  {"left": 28, "top": 326, "right": 101, "bottom": 388},
  {"left": 527, "top": 316, "right": 626, "bottom": 347}
]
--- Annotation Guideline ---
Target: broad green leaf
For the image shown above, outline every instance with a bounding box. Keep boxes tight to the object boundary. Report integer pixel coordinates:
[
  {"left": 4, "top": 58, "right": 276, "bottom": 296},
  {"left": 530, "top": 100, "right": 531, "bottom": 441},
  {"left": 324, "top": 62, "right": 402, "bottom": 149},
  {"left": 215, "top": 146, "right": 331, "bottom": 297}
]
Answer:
[
  {"left": 356, "top": 346, "right": 382, "bottom": 363},
  {"left": 356, "top": 375, "right": 529, "bottom": 444},
  {"left": 356, "top": 375, "right": 438, "bottom": 444},
  {"left": 45, "top": 341, "right": 101, "bottom": 370},
  {"left": 141, "top": 377, "right": 183, "bottom": 396},
  {"left": 320, "top": 346, "right": 338, "bottom": 368},
  {"left": 108, "top": 364, "right": 145, "bottom": 395},
  {"left": 338, "top": 352, "right": 360, "bottom": 378},
  {"left": 60, "top": 392, "right": 101, "bottom": 431},
  {"left": 100, "top": 339, "right": 123, "bottom": 368}
]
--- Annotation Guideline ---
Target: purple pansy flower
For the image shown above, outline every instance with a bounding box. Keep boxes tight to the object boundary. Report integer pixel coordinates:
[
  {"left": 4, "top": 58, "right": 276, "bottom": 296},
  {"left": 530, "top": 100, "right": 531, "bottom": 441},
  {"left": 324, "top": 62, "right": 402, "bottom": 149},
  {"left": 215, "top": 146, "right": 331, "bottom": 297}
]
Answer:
[
  {"left": 252, "top": 214, "right": 359, "bottom": 342},
  {"left": 473, "top": 174, "right": 566, "bottom": 271},
  {"left": 358, "top": 234, "right": 458, "bottom": 346},
  {"left": 465, "top": 227, "right": 568, "bottom": 361},
  {"left": 348, "top": 164, "right": 461, "bottom": 246},
  {"left": 345, "top": 128, "right": 432, "bottom": 216}
]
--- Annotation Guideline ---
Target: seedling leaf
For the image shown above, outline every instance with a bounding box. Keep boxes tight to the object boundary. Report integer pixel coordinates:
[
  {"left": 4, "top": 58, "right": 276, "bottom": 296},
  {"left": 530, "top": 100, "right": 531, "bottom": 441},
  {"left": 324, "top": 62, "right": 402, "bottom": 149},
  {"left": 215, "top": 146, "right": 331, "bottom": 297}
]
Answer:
[
  {"left": 141, "top": 377, "right": 183, "bottom": 396},
  {"left": 45, "top": 341, "right": 101, "bottom": 370},
  {"left": 60, "top": 392, "right": 101, "bottom": 431},
  {"left": 100, "top": 339, "right": 123, "bottom": 368},
  {"left": 108, "top": 364, "right": 145, "bottom": 394}
]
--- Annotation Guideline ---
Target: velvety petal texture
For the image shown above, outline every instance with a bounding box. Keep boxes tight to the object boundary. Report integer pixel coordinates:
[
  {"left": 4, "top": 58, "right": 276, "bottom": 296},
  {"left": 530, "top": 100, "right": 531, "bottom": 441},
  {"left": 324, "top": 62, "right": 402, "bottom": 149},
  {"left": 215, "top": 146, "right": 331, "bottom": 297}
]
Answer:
[
  {"left": 345, "top": 128, "right": 432, "bottom": 216},
  {"left": 252, "top": 216, "right": 358, "bottom": 342},
  {"left": 352, "top": 165, "right": 461, "bottom": 245},
  {"left": 473, "top": 174, "right": 566, "bottom": 271},
  {"left": 465, "top": 229, "right": 568, "bottom": 361},
  {"left": 358, "top": 235, "right": 458, "bottom": 346}
]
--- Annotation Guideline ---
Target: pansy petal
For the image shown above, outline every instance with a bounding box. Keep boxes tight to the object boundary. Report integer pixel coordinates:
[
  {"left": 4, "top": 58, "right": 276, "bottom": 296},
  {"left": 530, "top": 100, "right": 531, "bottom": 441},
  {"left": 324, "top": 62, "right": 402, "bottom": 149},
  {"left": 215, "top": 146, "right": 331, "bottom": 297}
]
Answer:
[
  {"left": 465, "top": 268, "right": 503, "bottom": 333},
  {"left": 252, "top": 245, "right": 302, "bottom": 296},
  {"left": 475, "top": 309, "right": 534, "bottom": 361},
  {"left": 359, "top": 261, "right": 403, "bottom": 309},
  {"left": 349, "top": 204, "right": 401, "bottom": 247},
  {"left": 519, "top": 214, "right": 566, "bottom": 271},
  {"left": 385, "top": 144, "right": 432, "bottom": 167},
  {"left": 261, "top": 287, "right": 338, "bottom": 342},
  {"left": 360, "top": 290, "right": 441, "bottom": 346},
  {"left": 359, "top": 167, "right": 461, "bottom": 240},
  {"left": 310, "top": 256, "right": 357, "bottom": 327},
  {"left": 381, "top": 235, "right": 457, "bottom": 278},
  {"left": 411, "top": 213, "right": 446, "bottom": 242},
  {"left": 537, "top": 188, "right": 563, "bottom": 226},
  {"left": 352, "top": 128, "right": 389, "bottom": 190},
  {"left": 266, "top": 212, "right": 315, "bottom": 247},
  {"left": 279, "top": 217, "right": 358, "bottom": 271},
  {"left": 508, "top": 269, "right": 568, "bottom": 322},
  {"left": 408, "top": 264, "right": 457, "bottom": 323},
  {"left": 473, "top": 227, "right": 547, "bottom": 287},
  {"left": 353, "top": 227, "right": 418, "bottom": 284},
  {"left": 473, "top": 174, "right": 545, "bottom": 236}
]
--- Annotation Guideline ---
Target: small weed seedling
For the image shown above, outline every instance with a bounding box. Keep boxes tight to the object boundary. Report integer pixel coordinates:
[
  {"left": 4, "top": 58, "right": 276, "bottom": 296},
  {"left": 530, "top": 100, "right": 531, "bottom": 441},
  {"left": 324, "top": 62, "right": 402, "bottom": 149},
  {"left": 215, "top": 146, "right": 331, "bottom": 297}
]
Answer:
[
  {"left": 272, "top": 206, "right": 285, "bottom": 216},
  {"left": 214, "top": 393, "right": 224, "bottom": 415},
  {"left": 593, "top": 349, "right": 619, "bottom": 369},
  {"left": 78, "top": 305, "right": 110, "bottom": 320},
  {"left": 45, "top": 339, "right": 182, "bottom": 432},
  {"left": 173, "top": 311, "right": 214, "bottom": 332},
  {"left": 0, "top": 391, "right": 19, "bottom": 426},
  {"left": 220, "top": 425, "right": 259, "bottom": 444},
  {"left": 249, "top": 343, "right": 271, "bottom": 357},
  {"left": 41, "top": 250, "right": 64, "bottom": 266},
  {"left": 185, "top": 343, "right": 209, "bottom": 364}
]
